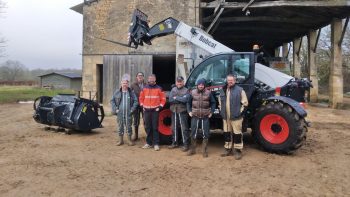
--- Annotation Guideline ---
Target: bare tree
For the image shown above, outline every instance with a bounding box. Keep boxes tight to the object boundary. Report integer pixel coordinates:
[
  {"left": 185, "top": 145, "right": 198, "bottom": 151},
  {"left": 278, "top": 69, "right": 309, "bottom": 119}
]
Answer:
[
  {"left": 0, "top": 0, "right": 6, "bottom": 57},
  {"left": 0, "top": 60, "right": 27, "bottom": 81}
]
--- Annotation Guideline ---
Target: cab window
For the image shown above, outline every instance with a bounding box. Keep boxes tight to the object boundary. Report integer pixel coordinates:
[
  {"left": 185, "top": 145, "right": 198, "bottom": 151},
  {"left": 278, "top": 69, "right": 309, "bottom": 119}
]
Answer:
[{"left": 187, "top": 55, "right": 229, "bottom": 88}]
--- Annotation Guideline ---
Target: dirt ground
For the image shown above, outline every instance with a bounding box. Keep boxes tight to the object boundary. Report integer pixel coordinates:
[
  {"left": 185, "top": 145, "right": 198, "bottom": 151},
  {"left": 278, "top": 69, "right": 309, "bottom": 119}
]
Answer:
[{"left": 0, "top": 103, "right": 349, "bottom": 196}]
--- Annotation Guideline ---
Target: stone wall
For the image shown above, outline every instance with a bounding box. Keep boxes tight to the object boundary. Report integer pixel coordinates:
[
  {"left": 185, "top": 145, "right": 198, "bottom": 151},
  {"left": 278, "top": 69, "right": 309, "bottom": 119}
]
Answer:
[{"left": 81, "top": 0, "right": 199, "bottom": 103}]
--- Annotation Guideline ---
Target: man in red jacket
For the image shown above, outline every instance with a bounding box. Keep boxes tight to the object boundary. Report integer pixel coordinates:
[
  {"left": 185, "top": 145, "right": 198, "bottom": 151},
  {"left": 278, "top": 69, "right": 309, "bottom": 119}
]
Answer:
[{"left": 139, "top": 74, "right": 166, "bottom": 151}]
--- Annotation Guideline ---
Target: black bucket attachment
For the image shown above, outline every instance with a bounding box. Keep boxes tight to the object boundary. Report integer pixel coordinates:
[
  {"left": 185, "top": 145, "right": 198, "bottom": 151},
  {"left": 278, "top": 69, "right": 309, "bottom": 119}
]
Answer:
[{"left": 33, "top": 94, "right": 104, "bottom": 131}]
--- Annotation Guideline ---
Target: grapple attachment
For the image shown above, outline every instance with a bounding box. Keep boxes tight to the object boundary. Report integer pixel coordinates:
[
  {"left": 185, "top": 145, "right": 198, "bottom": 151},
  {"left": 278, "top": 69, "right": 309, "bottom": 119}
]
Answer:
[{"left": 33, "top": 94, "right": 104, "bottom": 131}]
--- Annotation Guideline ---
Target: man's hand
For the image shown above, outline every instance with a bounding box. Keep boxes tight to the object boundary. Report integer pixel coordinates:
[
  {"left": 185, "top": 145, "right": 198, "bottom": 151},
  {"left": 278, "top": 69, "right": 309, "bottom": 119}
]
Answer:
[
  {"left": 155, "top": 108, "right": 159, "bottom": 112},
  {"left": 189, "top": 112, "right": 193, "bottom": 117},
  {"left": 208, "top": 113, "right": 212, "bottom": 118},
  {"left": 116, "top": 109, "right": 119, "bottom": 114},
  {"left": 173, "top": 96, "right": 176, "bottom": 100}
]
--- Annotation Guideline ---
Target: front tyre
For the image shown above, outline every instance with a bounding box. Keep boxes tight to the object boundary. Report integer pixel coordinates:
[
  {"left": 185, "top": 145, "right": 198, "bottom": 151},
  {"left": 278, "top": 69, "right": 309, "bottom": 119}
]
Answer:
[{"left": 252, "top": 102, "right": 307, "bottom": 154}]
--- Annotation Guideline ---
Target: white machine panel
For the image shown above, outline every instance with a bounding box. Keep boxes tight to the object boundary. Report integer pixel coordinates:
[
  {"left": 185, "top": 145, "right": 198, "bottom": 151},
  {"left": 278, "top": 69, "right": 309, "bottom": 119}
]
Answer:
[{"left": 175, "top": 21, "right": 294, "bottom": 88}]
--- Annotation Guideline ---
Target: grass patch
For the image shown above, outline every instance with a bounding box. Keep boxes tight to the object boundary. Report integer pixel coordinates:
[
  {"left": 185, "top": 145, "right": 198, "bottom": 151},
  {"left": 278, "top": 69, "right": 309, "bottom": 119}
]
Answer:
[{"left": 0, "top": 86, "right": 75, "bottom": 104}]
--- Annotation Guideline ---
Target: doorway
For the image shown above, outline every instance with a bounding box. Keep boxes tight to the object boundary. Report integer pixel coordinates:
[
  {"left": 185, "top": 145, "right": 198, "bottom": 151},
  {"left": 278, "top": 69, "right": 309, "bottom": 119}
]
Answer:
[{"left": 152, "top": 55, "right": 176, "bottom": 91}]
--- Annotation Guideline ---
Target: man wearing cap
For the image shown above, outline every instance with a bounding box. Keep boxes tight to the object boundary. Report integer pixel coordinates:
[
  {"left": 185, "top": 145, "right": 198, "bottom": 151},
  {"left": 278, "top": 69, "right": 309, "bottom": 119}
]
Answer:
[
  {"left": 219, "top": 74, "right": 248, "bottom": 160},
  {"left": 187, "top": 78, "right": 216, "bottom": 158},
  {"left": 139, "top": 74, "right": 166, "bottom": 151},
  {"left": 131, "top": 72, "right": 146, "bottom": 141},
  {"left": 168, "top": 76, "right": 190, "bottom": 151},
  {"left": 110, "top": 74, "right": 138, "bottom": 146}
]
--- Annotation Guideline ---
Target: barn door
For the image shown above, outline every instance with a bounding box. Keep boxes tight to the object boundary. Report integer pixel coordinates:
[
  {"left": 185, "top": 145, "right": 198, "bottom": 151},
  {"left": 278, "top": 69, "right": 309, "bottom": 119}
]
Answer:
[{"left": 103, "top": 55, "right": 152, "bottom": 105}]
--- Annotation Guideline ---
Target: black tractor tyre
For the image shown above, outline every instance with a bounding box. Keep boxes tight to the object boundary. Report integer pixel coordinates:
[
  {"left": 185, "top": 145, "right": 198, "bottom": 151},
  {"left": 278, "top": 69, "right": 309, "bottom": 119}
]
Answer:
[{"left": 252, "top": 101, "right": 307, "bottom": 154}]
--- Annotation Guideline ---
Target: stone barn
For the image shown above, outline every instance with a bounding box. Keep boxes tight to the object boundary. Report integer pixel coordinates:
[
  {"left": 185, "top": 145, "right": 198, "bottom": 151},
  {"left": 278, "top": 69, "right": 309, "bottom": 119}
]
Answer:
[
  {"left": 39, "top": 72, "right": 82, "bottom": 91},
  {"left": 71, "top": 0, "right": 350, "bottom": 108}
]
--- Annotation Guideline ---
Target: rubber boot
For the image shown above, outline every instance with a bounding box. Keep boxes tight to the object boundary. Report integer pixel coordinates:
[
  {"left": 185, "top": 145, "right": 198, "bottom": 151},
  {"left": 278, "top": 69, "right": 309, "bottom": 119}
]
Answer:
[
  {"left": 187, "top": 138, "right": 196, "bottom": 156},
  {"left": 127, "top": 135, "right": 135, "bottom": 146},
  {"left": 132, "top": 126, "right": 139, "bottom": 141},
  {"left": 202, "top": 139, "right": 208, "bottom": 158},
  {"left": 168, "top": 143, "right": 178, "bottom": 149},
  {"left": 233, "top": 149, "right": 242, "bottom": 160},
  {"left": 116, "top": 135, "right": 124, "bottom": 146},
  {"left": 181, "top": 145, "right": 189, "bottom": 152},
  {"left": 220, "top": 148, "right": 232, "bottom": 157}
]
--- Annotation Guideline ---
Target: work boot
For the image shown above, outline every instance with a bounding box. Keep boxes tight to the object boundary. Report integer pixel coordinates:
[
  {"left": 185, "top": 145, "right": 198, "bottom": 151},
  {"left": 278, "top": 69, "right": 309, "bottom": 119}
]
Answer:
[
  {"left": 233, "top": 149, "right": 242, "bottom": 160},
  {"left": 132, "top": 126, "right": 139, "bottom": 141},
  {"left": 187, "top": 138, "right": 196, "bottom": 156},
  {"left": 181, "top": 145, "right": 189, "bottom": 152},
  {"left": 127, "top": 135, "right": 135, "bottom": 146},
  {"left": 168, "top": 143, "right": 178, "bottom": 149},
  {"left": 220, "top": 148, "right": 232, "bottom": 157},
  {"left": 116, "top": 135, "right": 124, "bottom": 146},
  {"left": 202, "top": 139, "right": 208, "bottom": 158}
]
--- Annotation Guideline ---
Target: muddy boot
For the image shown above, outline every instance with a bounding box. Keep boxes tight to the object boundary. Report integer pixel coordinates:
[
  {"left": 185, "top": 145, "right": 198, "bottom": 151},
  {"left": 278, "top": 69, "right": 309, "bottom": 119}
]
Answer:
[
  {"left": 187, "top": 138, "right": 196, "bottom": 156},
  {"left": 233, "top": 149, "right": 242, "bottom": 160},
  {"left": 132, "top": 126, "right": 139, "bottom": 141},
  {"left": 181, "top": 145, "right": 189, "bottom": 152},
  {"left": 202, "top": 139, "right": 208, "bottom": 158},
  {"left": 220, "top": 148, "right": 232, "bottom": 157},
  {"left": 116, "top": 135, "right": 124, "bottom": 146},
  {"left": 127, "top": 135, "right": 135, "bottom": 146},
  {"left": 168, "top": 143, "right": 178, "bottom": 149}
]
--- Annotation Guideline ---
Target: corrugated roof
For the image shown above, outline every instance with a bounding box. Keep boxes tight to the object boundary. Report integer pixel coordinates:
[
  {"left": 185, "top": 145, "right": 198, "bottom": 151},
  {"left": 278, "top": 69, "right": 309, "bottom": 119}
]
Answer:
[{"left": 38, "top": 72, "right": 82, "bottom": 79}]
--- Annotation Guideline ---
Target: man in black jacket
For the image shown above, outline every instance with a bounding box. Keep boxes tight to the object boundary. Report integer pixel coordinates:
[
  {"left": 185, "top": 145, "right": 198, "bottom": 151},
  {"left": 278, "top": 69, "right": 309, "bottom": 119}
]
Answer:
[{"left": 130, "top": 72, "right": 145, "bottom": 141}]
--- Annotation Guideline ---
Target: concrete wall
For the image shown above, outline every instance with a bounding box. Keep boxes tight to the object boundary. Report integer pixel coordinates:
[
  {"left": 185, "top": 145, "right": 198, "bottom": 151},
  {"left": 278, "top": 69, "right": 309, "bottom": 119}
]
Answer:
[{"left": 81, "top": 0, "right": 199, "bottom": 103}]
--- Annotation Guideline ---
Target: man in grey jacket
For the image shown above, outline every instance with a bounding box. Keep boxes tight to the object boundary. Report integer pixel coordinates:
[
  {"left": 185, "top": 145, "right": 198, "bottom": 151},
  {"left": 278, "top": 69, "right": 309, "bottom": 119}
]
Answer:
[
  {"left": 110, "top": 75, "right": 138, "bottom": 146},
  {"left": 168, "top": 76, "right": 190, "bottom": 151}
]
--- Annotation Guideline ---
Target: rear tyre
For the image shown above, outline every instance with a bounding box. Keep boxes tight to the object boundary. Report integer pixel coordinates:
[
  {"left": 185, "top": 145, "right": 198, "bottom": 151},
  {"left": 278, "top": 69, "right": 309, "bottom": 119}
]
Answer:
[
  {"left": 158, "top": 109, "right": 172, "bottom": 145},
  {"left": 252, "top": 102, "right": 307, "bottom": 154}
]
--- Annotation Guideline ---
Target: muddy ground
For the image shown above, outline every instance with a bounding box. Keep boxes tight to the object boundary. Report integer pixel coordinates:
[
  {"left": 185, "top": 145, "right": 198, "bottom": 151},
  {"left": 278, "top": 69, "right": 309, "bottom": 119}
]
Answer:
[{"left": 0, "top": 103, "right": 349, "bottom": 196}]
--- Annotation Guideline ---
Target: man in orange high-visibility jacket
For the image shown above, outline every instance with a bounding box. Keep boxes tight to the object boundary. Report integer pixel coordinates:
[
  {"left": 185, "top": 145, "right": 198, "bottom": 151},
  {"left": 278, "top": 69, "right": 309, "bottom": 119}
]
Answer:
[{"left": 139, "top": 74, "right": 166, "bottom": 151}]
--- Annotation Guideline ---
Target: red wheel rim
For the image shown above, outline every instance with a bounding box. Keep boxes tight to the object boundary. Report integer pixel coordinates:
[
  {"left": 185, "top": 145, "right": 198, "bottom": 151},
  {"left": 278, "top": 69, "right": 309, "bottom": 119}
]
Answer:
[
  {"left": 158, "top": 109, "right": 172, "bottom": 136},
  {"left": 260, "top": 114, "right": 289, "bottom": 144}
]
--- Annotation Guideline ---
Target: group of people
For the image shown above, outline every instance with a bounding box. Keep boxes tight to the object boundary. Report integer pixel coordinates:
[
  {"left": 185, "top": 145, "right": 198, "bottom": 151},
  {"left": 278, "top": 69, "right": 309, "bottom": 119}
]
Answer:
[{"left": 110, "top": 72, "right": 248, "bottom": 159}]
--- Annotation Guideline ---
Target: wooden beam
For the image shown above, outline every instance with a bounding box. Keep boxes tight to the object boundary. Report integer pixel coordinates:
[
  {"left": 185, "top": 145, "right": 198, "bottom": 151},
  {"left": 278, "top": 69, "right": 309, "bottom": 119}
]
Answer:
[
  {"left": 206, "top": 7, "right": 224, "bottom": 33},
  {"left": 202, "top": 16, "right": 326, "bottom": 24},
  {"left": 242, "top": 0, "right": 256, "bottom": 12},
  {"left": 315, "top": 28, "right": 321, "bottom": 52},
  {"left": 339, "top": 17, "right": 349, "bottom": 46},
  {"left": 200, "top": 1, "right": 350, "bottom": 9}
]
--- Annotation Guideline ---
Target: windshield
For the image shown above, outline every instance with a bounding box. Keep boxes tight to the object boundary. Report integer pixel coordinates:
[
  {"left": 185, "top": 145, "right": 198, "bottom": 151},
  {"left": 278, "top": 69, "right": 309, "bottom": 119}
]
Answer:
[{"left": 186, "top": 54, "right": 251, "bottom": 88}]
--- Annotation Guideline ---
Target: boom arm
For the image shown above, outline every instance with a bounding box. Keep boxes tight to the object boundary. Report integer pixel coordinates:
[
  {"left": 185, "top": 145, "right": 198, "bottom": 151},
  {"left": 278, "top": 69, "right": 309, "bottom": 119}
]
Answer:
[{"left": 128, "top": 9, "right": 294, "bottom": 89}]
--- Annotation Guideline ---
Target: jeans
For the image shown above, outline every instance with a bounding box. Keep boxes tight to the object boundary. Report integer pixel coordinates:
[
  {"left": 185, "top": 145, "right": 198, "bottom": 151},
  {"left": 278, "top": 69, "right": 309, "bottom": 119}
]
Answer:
[{"left": 190, "top": 117, "right": 210, "bottom": 139}]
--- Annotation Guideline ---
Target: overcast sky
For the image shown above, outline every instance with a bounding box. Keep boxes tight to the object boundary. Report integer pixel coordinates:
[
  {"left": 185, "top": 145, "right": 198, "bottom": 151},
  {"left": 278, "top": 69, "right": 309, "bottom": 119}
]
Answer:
[{"left": 0, "top": 0, "right": 83, "bottom": 69}]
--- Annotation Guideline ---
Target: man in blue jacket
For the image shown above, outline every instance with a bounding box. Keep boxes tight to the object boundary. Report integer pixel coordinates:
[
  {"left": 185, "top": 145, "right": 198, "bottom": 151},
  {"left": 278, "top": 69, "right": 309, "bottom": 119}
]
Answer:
[{"left": 110, "top": 74, "right": 138, "bottom": 146}]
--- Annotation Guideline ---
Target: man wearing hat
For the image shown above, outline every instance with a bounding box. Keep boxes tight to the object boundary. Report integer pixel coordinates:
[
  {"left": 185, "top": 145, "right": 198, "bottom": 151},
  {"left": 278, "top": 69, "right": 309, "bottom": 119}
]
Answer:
[
  {"left": 187, "top": 78, "right": 216, "bottom": 157},
  {"left": 110, "top": 74, "right": 138, "bottom": 146},
  {"left": 168, "top": 76, "right": 190, "bottom": 151},
  {"left": 131, "top": 72, "right": 146, "bottom": 141}
]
